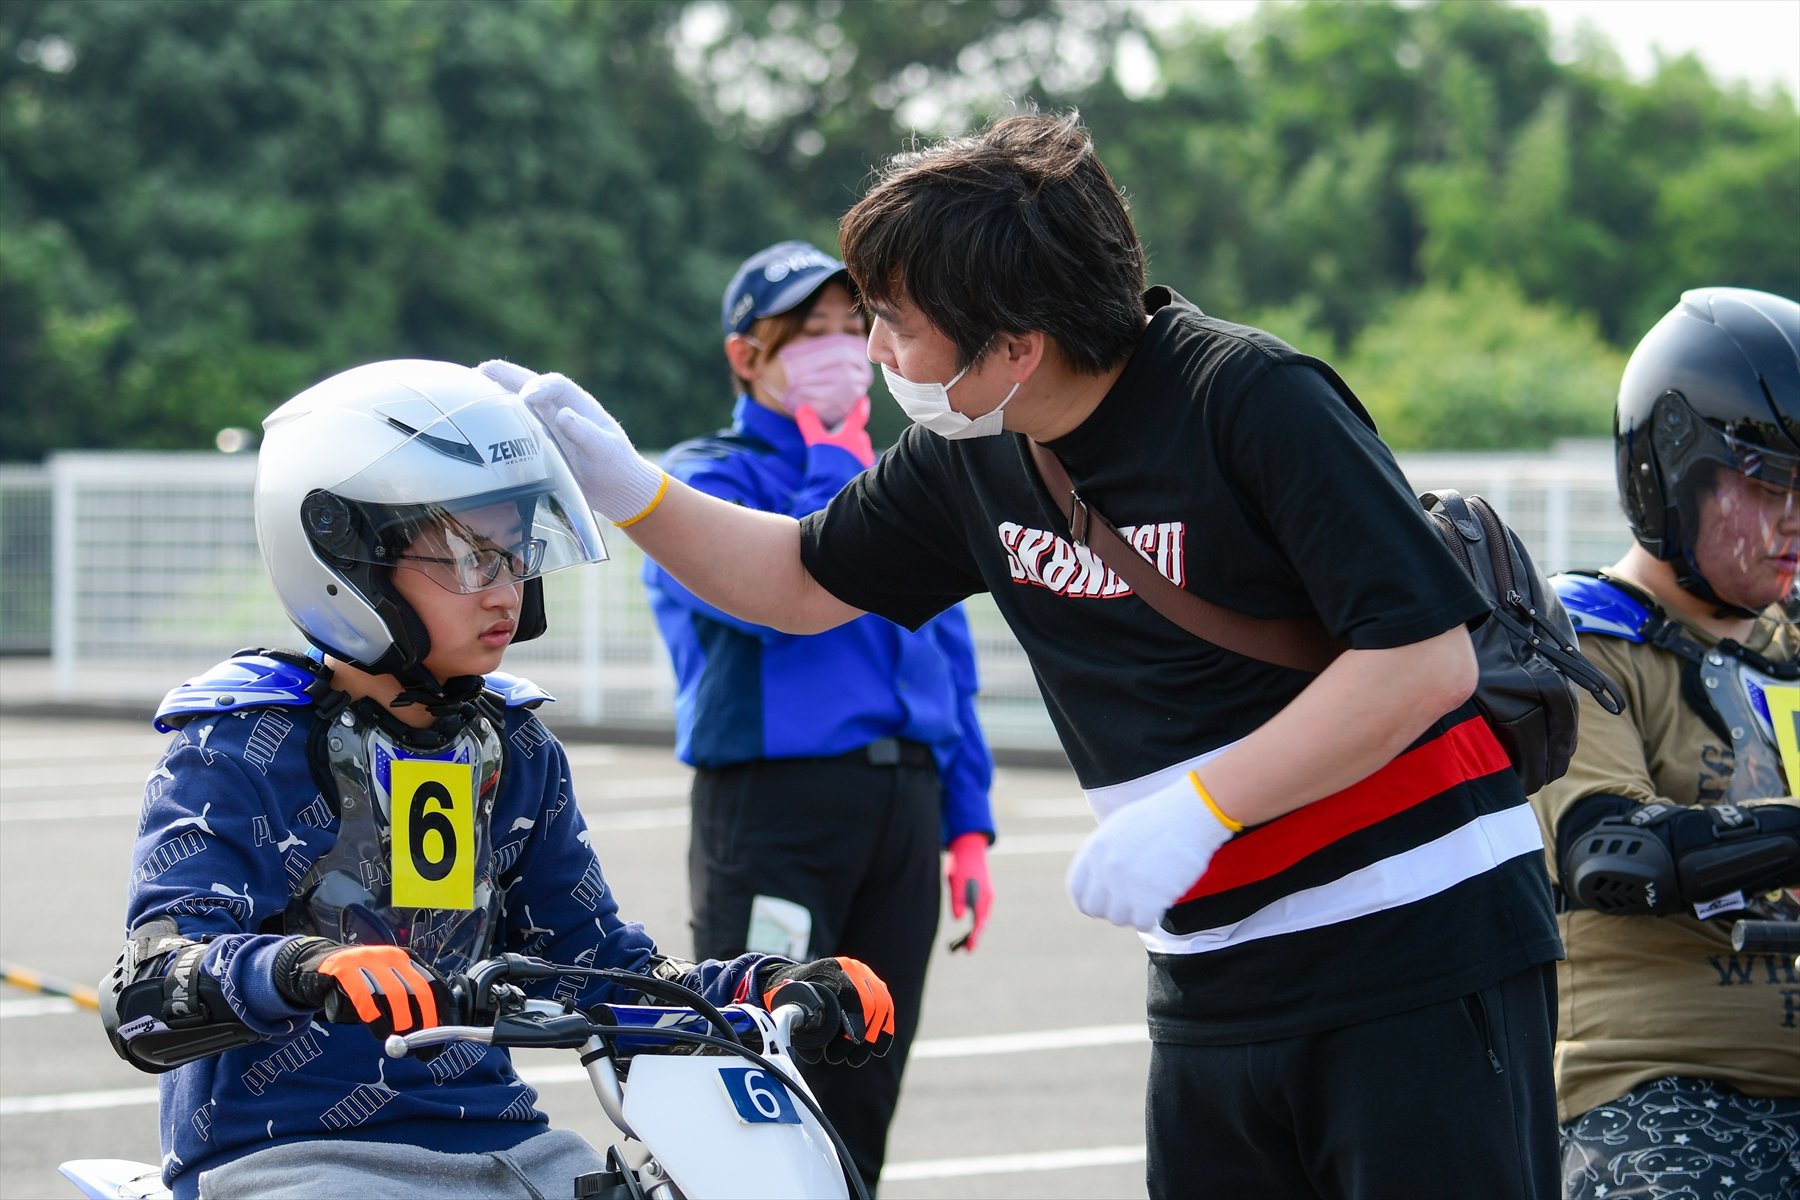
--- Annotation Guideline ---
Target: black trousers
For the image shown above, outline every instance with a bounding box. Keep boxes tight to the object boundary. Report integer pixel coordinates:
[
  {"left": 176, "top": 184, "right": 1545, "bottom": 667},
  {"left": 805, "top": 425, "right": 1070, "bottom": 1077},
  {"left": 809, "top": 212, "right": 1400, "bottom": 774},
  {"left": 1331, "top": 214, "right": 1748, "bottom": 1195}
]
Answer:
[
  {"left": 688, "top": 747, "right": 942, "bottom": 1195},
  {"left": 1146, "top": 961, "right": 1560, "bottom": 1200}
]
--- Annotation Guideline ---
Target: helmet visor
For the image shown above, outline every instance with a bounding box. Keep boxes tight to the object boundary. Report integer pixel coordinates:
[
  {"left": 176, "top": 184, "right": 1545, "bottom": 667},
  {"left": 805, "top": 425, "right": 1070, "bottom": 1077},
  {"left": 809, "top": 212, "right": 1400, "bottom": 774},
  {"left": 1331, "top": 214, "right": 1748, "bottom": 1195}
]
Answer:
[
  {"left": 314, "top": 481, "right": 609, "bottom": 594},
  {"left": 1721, "top": 426, "right": 1800, "bottom": 493}
]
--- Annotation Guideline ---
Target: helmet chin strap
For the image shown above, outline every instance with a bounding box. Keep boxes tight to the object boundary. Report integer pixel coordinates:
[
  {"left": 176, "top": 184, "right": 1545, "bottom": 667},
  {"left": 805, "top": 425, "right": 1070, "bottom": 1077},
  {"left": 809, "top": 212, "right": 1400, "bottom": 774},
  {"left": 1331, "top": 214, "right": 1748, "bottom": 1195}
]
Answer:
[{"left": 387, "top": 661, "right": 487, "bottom": 718}]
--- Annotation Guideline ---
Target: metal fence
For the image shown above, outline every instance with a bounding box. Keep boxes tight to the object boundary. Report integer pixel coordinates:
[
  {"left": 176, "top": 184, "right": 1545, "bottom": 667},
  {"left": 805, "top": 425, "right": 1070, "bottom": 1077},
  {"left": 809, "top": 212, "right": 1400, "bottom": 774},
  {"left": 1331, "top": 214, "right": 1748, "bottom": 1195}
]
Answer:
[
  {"left": 0, "top": 465, "right": 53, "bottom": 654},
  {"left": 0, "top": 445, "right": 1631, "bottom": 750}
]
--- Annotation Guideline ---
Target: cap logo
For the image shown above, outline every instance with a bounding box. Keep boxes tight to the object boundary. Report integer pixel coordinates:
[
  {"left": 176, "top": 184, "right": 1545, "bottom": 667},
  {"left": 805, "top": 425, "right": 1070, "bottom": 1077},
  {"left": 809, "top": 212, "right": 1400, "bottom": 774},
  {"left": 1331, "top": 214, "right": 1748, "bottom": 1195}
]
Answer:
[
  {"left": 762, "top": 247, "right": 835, "bottom": 284},
  {"left": 729, "top": 293, "right": 757, "bottom": 329}
]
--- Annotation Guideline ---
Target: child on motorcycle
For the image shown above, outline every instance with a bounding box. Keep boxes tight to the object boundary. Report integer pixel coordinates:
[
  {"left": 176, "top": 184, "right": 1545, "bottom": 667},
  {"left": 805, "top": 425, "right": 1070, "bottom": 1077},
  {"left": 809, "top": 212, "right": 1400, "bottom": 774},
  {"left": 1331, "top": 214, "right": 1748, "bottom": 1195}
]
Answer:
[
  {"left": 1534, "top": 288, "right": 1800, "bottom": 1199},
  {"left": 100, "top": 360, "right": 895, "bottom": 1199}
]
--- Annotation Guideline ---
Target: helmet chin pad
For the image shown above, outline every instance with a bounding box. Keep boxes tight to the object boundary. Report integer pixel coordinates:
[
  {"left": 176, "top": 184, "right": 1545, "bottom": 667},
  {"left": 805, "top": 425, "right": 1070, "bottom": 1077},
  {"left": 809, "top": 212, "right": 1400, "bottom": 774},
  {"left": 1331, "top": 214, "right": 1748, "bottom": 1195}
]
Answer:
[
  {"left": 514, "top": 577, "right": 547, "bottom": 644},
  {"left": 322, "top": 559, "right": 433, "bottom": 679}
]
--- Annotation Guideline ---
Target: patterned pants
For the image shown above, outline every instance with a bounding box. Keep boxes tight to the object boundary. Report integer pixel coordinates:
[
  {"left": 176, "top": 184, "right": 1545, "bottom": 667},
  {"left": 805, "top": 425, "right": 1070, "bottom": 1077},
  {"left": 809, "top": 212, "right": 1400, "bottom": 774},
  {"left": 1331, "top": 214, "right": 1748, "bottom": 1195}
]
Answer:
[{"left": 1560, "top": 1076, "right": 1799, "bottom": 1199}]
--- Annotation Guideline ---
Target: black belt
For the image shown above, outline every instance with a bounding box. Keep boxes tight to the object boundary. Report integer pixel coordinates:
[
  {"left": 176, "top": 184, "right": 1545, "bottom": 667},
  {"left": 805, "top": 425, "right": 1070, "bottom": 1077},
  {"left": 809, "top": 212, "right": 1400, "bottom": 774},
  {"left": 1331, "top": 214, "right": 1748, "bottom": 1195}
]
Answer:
[{"left": 838, "top": 737, "right": 935, "bottom": 768}]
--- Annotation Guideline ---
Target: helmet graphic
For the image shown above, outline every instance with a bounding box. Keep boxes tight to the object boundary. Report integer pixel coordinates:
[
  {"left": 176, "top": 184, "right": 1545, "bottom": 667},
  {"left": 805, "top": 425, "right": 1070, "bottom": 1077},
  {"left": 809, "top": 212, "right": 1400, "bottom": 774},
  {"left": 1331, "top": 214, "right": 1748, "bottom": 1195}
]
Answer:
[
  {"left": 1615, "top": 287, "right": 1800, "bottom": 605},
  {"left": 255, "top": 360, "right": 607, "bottom": 677}
]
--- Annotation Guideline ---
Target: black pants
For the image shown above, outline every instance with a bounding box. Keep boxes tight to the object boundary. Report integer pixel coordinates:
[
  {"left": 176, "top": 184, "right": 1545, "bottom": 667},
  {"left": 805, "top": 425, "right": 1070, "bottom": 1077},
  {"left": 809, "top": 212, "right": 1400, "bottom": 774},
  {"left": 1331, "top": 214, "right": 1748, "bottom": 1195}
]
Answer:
[
  {"left": 1146, "top": 962, "right": 1560, "bottom": 1199},
  {"left": 689, "top": 747, "right": 942, "bottom": 1195}
]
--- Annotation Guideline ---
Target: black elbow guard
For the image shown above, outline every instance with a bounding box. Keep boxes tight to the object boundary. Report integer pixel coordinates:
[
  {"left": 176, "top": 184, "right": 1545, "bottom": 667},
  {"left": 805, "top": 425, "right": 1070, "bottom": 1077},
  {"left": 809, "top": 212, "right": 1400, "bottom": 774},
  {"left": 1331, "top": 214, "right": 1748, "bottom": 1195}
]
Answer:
[
  {"left": 1565, "top": 801, "right": 1800, "bottom": 917},
  {"left": 1674, "top": 802, "right": 1800, "bottom": 902},
  {"left": 102, "top": 919, "right": 263, "bottom": 1073}
]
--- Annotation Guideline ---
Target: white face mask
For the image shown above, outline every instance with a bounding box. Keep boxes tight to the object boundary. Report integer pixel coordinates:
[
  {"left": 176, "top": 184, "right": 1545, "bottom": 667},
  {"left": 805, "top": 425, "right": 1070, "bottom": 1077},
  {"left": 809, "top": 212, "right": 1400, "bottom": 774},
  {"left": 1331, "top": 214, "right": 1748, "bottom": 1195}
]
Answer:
[{"left": 881, "top": 360, "right": 1019, "bottom": 440}]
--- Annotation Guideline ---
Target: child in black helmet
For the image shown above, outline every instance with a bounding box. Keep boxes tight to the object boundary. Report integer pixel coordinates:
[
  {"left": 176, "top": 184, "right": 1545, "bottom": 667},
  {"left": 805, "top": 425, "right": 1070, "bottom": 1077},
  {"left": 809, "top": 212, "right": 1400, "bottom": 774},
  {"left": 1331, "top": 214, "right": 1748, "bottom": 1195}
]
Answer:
[{"left": 1537, "top": 287, "right": 1800, "bottom": 1200}]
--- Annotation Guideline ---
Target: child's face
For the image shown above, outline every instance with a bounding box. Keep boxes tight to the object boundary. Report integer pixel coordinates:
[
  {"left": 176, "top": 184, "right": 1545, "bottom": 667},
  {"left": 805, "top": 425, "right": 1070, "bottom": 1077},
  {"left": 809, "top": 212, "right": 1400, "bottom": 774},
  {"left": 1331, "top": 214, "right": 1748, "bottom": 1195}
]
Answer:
[
  {"left": 391, "top": 504, "right": 526, "bottom": 681},
  {"left": 1693, "top": 467, "right": 1800, "bottom": 611}
]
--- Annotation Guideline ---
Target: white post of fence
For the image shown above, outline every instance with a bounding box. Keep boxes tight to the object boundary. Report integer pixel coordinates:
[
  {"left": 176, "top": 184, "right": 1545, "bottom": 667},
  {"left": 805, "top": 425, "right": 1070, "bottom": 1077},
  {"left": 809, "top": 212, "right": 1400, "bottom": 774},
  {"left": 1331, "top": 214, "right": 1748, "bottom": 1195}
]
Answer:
[
  {"left": 50, "top": 459, "right": 77, "bottom": 699},
  {"left": 580, "top": 556, "right": 604, "bottom": 725},
  {"left": 1546, "top": 479, "right": 1572, "bottom": 575}
]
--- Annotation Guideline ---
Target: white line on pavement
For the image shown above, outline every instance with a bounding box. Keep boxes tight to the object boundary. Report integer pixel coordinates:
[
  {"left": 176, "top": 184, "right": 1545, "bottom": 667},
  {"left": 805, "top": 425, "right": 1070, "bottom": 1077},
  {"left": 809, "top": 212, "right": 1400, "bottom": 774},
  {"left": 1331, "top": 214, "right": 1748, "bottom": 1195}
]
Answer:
[
  {"left": 908, "top": 1023, "right": 1142, "bottom": 1058},
  {"left": 0, "top": 1023, "right": 1146, "bottom": 1114},
  {"left": 0, "top": 1086, "right": 158, "bottom": 1115},
  {"left": 0, "top": 797, "right": 148, "bottom": 823},
  {"left": 989, "top": 833, "right": 1088, "bottom": 855},
  {"left": 0, "top": 764, "right": 166, "bottom": 789},
  {"left": 0, "top": 998, "right": 80, "bottom": 1018},
  {"left": 0, "top": 797, "right": 694, "bottom": 825},
  {"left": 883, "top": 1143, "right": 1146, "bottom": 1181}
]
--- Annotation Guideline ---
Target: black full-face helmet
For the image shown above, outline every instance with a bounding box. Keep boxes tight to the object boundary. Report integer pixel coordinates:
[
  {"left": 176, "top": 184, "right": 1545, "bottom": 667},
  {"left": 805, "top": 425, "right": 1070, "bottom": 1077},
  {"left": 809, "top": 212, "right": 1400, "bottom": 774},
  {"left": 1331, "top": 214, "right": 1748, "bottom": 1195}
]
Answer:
[{"left": 1616, "top": 287, "right": 1800, "bottom": 608}]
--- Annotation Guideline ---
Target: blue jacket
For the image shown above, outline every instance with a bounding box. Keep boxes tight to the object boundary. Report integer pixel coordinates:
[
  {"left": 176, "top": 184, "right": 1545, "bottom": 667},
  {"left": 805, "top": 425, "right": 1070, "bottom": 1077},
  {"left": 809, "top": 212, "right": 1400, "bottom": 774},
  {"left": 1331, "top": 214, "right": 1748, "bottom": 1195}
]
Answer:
[
  {"left": 644, "top": 397, "right": 994, "bottom": 845},
  {"left": 126, "top": 673, "right": 773, "bottom": 1194}
]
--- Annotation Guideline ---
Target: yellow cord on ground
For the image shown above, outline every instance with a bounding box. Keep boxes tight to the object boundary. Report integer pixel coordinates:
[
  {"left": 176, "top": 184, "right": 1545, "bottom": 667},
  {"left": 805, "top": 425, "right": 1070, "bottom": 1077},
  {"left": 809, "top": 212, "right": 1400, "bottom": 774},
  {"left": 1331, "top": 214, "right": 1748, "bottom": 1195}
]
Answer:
[{"left": 0, "top": 961, "right": 100, "bottom": 1010}]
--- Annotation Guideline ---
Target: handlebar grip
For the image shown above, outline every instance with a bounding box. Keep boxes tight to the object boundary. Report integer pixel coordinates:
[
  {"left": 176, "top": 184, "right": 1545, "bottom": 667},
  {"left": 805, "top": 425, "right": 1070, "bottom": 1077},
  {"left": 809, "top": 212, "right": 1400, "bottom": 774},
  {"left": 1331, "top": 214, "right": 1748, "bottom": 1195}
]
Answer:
[
  {"left": 765, "top": 980, "right": 834, "bottom": 1039},
  {"left": 1730, "top": 919, "right": 1800, "bottom": 954}
]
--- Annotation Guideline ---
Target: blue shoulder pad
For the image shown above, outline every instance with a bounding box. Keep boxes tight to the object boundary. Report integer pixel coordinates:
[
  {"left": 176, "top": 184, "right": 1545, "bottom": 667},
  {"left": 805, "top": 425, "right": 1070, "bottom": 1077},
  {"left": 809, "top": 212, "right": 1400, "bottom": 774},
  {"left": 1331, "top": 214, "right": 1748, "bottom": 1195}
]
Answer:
[
  {"left": 483, "top": 671, "right": 554, "bottom": 709},
  {"left": 1551, "top": 573, "right": 1651, "bottom": 643},
  {"left": 155, "top": 653, "right": 322, "bottom": 732}
]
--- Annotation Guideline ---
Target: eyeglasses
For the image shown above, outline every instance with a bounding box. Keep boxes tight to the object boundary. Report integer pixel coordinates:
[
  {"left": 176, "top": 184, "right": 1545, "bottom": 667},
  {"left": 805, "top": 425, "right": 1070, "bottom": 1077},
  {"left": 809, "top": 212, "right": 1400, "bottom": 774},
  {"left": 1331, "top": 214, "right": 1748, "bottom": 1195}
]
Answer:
[{"left": 399, "top": 538, "right": 546, "bottom": 592}]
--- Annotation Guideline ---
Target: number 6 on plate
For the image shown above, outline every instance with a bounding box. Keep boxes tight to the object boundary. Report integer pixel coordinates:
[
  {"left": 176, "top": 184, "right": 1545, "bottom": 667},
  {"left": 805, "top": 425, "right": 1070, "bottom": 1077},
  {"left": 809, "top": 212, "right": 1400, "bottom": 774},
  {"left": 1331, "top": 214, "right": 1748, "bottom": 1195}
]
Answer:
[
  {"left": 717, "top": 1067, "right": 801, "bottom": 1125},
  {"left": 390, "top": 759, "right": 477, "bottom": 909}
]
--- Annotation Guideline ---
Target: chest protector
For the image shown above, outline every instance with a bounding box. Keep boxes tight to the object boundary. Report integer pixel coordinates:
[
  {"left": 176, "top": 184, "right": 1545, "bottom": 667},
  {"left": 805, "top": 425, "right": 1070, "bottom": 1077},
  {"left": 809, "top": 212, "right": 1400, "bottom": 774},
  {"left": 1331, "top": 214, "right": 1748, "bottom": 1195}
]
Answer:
[
  {"left": 1556, "top": 572, "right": 1798, "bottom": 802},
  {"left": 286, "top": 696, "right": 507, "bottom": 977}
]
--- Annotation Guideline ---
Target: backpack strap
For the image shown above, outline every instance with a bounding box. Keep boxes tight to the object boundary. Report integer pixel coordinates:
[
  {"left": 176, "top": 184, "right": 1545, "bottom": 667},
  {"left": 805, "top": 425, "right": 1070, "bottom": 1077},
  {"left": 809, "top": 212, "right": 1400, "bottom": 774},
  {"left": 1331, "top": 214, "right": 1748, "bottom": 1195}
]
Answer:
[{"left": 1024, "top": 439, "right": 1347, "bottom": 673}]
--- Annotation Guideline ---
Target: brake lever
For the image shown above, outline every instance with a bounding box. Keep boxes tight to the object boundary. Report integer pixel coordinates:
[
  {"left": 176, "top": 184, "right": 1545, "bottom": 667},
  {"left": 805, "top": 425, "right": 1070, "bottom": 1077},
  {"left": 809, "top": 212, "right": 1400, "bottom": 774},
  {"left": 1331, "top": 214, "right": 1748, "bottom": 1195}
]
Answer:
[
  {"left": 948, "top": 879, "right": 980, "bottom": 953},
  {"left": 486, "top": 1010, "right": 603, "bottom": 1049}
]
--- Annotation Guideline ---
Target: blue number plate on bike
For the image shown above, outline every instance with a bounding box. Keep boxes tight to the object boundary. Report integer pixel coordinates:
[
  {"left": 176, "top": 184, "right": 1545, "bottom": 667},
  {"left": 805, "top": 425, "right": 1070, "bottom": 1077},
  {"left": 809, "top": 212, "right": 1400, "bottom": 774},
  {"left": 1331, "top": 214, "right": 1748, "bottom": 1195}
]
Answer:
[{"left": 716, "top": 1066, "right": 801, "bottom": 1124}]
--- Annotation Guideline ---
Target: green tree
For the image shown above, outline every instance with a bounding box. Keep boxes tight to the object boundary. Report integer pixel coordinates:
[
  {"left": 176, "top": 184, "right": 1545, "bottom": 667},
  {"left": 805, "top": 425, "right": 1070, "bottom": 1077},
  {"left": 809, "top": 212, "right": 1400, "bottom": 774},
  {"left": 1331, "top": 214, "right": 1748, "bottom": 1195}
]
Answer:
[
  {"left": 1340, "top": 274, "right": 1622, "bottom": 451},
  {"left": 0, "top": 0, "right": 805, "bottom": 458},
  {"left": 3, "top": 0, "right": 1795, "bottom": 459}
]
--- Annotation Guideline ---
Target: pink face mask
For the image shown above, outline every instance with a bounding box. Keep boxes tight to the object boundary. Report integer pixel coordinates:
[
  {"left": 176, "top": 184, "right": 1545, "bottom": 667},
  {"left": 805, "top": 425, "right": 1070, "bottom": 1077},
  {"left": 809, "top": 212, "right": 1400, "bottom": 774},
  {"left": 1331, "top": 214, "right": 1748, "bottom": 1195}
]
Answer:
[{"left": 767, "top": 333, "right": 872, "bottom": 427}]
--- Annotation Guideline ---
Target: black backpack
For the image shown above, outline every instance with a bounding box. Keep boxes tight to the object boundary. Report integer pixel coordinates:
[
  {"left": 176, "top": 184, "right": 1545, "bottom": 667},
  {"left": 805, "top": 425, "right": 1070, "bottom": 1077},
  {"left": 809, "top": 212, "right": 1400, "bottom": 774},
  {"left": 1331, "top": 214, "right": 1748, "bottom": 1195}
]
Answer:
[
  {"left": 1028, "top": 441, "right": 1625, "bottom": 794},
  {"left": 1417, "top": 490, "right": 1625, "bottom": 793}
]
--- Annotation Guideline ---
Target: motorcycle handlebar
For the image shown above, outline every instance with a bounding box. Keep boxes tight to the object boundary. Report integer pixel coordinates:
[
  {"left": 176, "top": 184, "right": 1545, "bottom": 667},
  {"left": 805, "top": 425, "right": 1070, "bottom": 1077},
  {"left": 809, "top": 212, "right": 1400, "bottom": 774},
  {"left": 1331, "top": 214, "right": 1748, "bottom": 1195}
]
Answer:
[
  {"left": 1730, "top": 919, "right": 1800, "bottom": 955},
  {"left": 382, "top": 956, "right": 819, "bottom": 1061}
]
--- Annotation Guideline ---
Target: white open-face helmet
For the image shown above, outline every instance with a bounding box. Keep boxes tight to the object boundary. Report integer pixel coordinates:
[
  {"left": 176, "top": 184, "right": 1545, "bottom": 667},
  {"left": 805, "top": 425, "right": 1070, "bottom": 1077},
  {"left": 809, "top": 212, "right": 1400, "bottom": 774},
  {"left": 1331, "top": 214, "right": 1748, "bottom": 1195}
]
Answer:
[{"left": 255, "top": 359, "right": 607, "bottom": 678}]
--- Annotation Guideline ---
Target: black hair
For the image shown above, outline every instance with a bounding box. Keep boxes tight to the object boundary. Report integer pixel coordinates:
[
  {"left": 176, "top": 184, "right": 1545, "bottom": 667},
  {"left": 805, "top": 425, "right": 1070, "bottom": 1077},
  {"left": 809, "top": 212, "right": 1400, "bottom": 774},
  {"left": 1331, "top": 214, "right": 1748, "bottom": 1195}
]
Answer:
[{"left": 840, "top": 110, "right": 1146, "bottom": 374}]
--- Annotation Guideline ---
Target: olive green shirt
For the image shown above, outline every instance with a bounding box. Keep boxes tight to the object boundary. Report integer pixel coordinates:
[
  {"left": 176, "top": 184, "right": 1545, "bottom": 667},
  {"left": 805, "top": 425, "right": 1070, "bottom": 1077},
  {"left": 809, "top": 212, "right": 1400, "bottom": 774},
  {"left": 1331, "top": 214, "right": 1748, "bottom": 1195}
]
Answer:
[{"left": 1531, "top": 601, "right": 1797, "bottom": 1121}]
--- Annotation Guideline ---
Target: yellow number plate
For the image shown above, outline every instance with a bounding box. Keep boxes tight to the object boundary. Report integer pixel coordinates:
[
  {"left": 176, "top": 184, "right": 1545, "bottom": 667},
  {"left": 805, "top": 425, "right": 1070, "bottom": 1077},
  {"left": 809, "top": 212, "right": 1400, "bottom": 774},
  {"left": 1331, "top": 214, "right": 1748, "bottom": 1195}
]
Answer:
[
  {"left": 1766, "top": 685, "right": 1800, "bottom": 792},
  {"left": 390, "top": 760, "right": 476, "bottom": 909}
]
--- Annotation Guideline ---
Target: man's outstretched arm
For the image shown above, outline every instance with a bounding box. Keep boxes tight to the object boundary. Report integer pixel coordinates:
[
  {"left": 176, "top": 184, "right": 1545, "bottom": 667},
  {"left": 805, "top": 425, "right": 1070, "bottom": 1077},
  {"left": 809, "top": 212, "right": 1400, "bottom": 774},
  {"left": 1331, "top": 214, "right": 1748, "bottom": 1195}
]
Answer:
[{"left": 482, "top": 361, "right": 862, "bottom": 635}]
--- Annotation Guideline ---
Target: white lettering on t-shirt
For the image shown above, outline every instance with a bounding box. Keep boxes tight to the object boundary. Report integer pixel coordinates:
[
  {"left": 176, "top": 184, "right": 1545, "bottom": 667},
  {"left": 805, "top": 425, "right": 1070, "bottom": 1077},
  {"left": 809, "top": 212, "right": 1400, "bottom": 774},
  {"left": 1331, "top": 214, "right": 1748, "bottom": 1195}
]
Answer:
[{"left": 993, "top": 521, "right": 1187, "bottom": 598}]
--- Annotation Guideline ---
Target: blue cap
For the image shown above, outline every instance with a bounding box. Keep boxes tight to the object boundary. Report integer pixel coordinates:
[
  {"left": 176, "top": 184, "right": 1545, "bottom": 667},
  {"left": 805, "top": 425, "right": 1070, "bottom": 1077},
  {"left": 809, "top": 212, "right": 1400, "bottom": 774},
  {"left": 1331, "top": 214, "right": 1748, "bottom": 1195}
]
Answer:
[{"left": 721, "top": 241, "right": 848, "bottom": 335}]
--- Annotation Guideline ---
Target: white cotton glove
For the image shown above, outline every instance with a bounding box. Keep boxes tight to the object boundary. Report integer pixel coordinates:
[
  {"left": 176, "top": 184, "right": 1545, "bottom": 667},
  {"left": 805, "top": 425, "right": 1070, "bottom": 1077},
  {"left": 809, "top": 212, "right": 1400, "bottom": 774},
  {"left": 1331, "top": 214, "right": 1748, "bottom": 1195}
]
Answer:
[
  {"left": 478, "top": 360, "right": 667, "bottom": 526},
  {"left": 1066, "top": 772, "right": 1239, "bottom": 931}
]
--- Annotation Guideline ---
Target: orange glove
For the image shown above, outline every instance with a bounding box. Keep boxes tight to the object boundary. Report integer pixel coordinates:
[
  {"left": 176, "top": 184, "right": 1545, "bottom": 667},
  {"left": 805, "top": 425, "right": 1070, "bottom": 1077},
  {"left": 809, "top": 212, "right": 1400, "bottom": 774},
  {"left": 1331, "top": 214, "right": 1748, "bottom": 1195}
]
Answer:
[
  {"left": 760, "top": 956, "right": 895, "bottom": 1066},
  {"left": 274, "top": 937, "right": 447, "bottom": 1039}
]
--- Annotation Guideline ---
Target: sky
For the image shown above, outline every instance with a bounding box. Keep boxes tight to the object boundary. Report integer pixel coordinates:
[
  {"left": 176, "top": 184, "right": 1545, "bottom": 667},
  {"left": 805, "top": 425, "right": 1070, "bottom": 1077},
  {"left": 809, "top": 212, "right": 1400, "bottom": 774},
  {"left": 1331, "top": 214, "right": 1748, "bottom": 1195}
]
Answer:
[{"left": 1135, "top": 0, "right": 1800, "bottom": 98}]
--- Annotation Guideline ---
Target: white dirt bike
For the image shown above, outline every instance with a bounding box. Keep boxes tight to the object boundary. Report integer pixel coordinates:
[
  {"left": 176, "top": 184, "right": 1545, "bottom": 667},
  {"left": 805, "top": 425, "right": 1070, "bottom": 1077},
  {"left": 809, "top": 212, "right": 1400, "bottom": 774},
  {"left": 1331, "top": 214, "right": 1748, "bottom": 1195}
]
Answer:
[{"left": 60, "top": 952, "right": 864, "bottom": 1200}]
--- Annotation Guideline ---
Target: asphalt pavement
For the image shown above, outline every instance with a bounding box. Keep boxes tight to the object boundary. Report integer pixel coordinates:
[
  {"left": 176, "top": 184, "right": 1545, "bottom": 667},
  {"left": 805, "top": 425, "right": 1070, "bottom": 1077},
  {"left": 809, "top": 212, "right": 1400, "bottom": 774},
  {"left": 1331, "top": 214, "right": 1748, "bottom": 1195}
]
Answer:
[{"left": 0, "top": 711, "right": 1151, "bottom": 1199}]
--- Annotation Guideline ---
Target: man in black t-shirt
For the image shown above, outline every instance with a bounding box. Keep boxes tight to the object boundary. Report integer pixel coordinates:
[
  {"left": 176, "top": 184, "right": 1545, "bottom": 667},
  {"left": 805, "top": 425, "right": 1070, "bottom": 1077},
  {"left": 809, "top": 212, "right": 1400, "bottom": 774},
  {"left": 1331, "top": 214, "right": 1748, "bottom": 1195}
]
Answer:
[{"left": 490, "top": 113, "right": 1562, "bottom": 1198}]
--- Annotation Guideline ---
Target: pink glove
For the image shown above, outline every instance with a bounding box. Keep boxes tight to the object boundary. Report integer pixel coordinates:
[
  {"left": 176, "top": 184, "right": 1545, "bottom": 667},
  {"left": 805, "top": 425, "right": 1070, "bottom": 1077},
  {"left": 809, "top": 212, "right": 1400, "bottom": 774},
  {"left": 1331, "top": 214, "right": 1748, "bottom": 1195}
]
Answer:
[
  {"left": 794, "top": 395, "right": 875, "bottom": 468},
  {"left": 945, "top": 832, "right": 993, "bottom": 953}
]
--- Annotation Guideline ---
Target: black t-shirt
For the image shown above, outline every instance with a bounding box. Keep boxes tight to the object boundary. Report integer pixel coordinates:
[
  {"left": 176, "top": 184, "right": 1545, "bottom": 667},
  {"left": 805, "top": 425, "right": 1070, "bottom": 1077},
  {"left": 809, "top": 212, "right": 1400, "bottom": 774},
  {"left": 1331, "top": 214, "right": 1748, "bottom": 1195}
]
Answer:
[
  {"left": 800, "top": 288, "right": 1488, "bottom": 789},
  {"left": 801, "top": 289, "right": 1558, "bottom": 1042}
]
